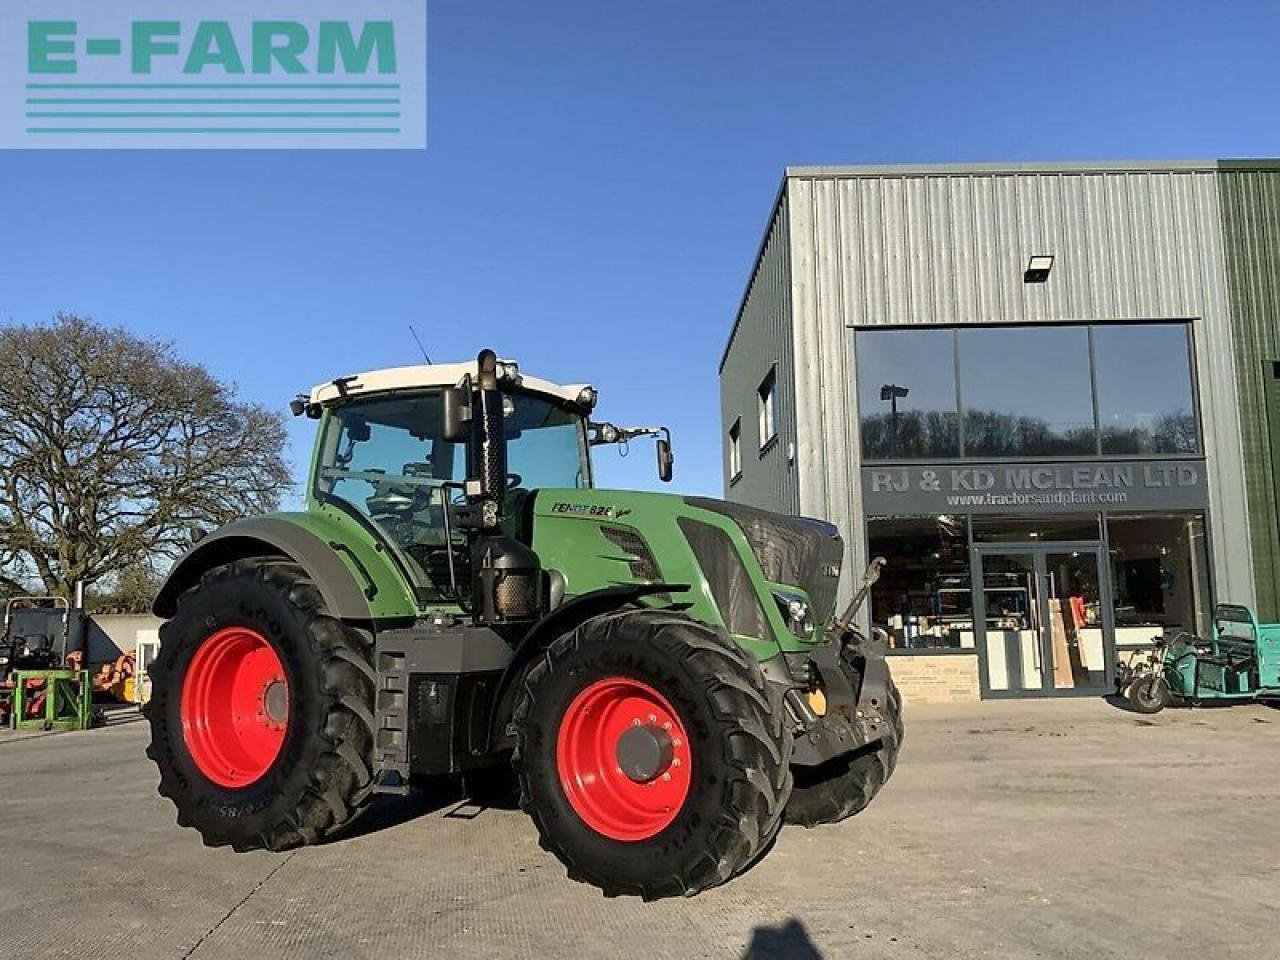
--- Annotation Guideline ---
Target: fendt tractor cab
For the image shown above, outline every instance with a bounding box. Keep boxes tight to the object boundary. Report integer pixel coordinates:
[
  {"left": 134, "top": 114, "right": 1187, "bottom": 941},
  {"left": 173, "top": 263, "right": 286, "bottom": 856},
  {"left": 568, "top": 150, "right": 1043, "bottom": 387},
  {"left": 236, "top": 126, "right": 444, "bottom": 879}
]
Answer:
[{"left": 146, "top": 350, "right": 901, "bottom": 899}]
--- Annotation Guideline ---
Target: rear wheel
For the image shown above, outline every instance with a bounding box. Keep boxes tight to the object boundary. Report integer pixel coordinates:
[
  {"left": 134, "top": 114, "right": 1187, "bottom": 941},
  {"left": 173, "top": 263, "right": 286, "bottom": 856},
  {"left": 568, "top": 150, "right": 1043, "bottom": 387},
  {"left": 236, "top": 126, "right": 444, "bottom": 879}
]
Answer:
[
  {"left": 1128, "top": 675, "right": 1171, "bottom": 714},
  {"left": 785, "top": 667, "right": 902, "bottom": 828},
  {"left": 512, "top": 608, "right": 792, "bottom": 900},
  {"left": 146, "top": 559, "right": 376, "bottom": 851}
]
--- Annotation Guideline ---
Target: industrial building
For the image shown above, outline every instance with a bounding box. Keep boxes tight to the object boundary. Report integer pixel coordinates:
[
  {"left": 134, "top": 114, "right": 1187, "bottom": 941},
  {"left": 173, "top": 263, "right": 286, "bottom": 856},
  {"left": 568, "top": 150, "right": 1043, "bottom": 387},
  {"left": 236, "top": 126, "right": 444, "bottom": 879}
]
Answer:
[{"left": 720, "top": 160, "right": 1280, "bottom": 702}]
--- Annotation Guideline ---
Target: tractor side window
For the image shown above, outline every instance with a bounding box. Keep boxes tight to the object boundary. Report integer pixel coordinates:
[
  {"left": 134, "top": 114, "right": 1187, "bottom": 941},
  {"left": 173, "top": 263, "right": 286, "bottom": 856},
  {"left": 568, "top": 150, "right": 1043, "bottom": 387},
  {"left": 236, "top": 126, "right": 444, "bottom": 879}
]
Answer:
[
  {"left": 315, "top": 392, "right": 467, "bottom": 602},
  {"left": 504, "top": 395, "right": 590, "bottom": 491}
]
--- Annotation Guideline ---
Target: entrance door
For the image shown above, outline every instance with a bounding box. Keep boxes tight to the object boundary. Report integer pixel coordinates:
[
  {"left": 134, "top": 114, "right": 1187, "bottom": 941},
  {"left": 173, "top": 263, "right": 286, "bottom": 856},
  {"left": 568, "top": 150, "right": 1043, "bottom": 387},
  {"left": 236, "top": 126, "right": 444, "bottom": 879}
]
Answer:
[{"left": 973, "top": 543, "right": 1114, "bottom": 698}]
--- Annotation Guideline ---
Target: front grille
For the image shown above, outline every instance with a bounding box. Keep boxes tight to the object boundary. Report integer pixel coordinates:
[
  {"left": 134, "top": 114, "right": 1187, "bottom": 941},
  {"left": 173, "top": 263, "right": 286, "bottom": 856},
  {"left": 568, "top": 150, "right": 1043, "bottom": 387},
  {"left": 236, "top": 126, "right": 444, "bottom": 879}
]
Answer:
[
  {"left": 685, "top": 497, "right": 844, "bottom": 623},
  {"left": 599, "top": 524, "right": 660, "bottom": 581},
  {"left": 678, "top": 518, "right": 769, "bottom": 640}
]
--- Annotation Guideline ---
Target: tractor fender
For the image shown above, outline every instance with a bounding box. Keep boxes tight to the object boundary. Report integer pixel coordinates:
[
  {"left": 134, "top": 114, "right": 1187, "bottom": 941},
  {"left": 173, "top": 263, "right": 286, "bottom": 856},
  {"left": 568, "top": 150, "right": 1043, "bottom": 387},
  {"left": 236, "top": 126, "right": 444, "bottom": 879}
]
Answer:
[
  {"left": 153, "top": 517, "right": 375, "bottom": 621},
  {"left": 487, "top": 582, "right": 688, "bottom": 750}
]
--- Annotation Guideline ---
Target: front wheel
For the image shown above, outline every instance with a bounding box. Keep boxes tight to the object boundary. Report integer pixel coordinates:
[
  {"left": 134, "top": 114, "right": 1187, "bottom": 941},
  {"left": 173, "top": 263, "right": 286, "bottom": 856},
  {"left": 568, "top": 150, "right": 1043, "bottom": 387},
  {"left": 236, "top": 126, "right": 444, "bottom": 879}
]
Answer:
[
  {"left": 512, "top": 609, "right": 792, "bottom": 900},
  {"left": 1128, "top": 675, "right": 1171, "bottom": 714}
]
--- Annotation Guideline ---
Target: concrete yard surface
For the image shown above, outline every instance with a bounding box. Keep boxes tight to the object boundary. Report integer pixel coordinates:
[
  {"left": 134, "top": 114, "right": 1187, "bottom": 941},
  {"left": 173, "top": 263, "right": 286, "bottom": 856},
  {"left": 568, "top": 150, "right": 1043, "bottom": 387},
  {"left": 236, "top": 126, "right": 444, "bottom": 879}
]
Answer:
[{"left": 1, "top": 698, "right": 1277, "bottom": 960}]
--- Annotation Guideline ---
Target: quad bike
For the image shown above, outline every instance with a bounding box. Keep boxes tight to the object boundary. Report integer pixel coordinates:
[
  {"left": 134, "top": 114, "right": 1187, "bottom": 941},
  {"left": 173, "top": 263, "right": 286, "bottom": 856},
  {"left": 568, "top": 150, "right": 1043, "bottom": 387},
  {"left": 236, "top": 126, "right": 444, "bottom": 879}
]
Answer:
[
  {"left": 146, "top": 350, "right": 903, "bottom": 899},
  {"left": 1122, "top": 603, "right": 1280, "bottom": 714}
]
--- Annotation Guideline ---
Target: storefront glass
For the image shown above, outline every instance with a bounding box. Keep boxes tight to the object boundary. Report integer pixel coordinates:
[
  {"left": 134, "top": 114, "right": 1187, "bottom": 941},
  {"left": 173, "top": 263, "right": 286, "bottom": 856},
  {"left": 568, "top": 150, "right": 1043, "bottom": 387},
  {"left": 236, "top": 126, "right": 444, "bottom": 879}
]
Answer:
[
  {"left": 1093, "top": 324, "right": 1199, "bottom": 455},
  {"left": 1106, "top": 513, "right": 1211, "bottom": 643},
  {"left": 855, "top": 329, "right": 960, "bottom": 460},
  {"left": 958, "top": 325, "right": 1096, "bottom": 457},
  {"left": 866, "top": 515, "right": 971, "bottom": 650},
  {"left": 971, "top": 515, "right": 1102, "bottom": 543},
  {"left": 853, "top": 321, "right": 1202, "bottom": 461}
]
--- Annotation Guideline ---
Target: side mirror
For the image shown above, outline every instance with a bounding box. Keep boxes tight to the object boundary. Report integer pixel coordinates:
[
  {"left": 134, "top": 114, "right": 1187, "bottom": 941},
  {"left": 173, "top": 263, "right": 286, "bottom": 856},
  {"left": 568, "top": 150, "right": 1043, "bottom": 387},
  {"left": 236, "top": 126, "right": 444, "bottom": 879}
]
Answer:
[
  {"left": 440, "top": 386, "right": 471, "bottom": 442},
  {"left": 656, "top": 436, "right": 674, "bottom": 483}
]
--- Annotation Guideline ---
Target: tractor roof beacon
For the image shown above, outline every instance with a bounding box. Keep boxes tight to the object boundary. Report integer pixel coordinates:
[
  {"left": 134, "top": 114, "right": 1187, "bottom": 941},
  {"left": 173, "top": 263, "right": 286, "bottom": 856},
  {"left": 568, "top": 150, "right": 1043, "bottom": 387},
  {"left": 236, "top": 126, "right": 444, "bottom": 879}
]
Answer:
[{"left": 146, "top": 349, "right": 902, "bottom": 900}]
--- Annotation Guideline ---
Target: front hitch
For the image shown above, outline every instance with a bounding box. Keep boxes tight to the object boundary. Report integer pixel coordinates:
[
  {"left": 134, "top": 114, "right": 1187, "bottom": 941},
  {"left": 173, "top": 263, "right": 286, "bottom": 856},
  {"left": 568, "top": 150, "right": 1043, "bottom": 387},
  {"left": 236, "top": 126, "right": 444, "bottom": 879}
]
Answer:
[{"left": 778, "top": 558, "right": 892, "bottom": 767}]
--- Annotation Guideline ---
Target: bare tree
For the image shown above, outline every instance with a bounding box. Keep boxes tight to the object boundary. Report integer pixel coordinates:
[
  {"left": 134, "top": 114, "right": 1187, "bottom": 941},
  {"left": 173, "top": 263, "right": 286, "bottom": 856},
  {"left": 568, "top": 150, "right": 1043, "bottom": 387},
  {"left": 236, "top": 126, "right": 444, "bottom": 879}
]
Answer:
[{"left": 0, "top": 314, "right": 291, "bottom": 600}]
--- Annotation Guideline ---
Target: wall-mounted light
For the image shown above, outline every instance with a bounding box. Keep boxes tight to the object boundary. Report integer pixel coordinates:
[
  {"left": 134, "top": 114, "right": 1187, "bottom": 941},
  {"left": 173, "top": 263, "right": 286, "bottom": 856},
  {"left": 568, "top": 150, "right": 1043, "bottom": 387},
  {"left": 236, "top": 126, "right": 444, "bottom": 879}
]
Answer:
[{"left": 1024, "top": 255, "right": 1054, "bottom": 283}]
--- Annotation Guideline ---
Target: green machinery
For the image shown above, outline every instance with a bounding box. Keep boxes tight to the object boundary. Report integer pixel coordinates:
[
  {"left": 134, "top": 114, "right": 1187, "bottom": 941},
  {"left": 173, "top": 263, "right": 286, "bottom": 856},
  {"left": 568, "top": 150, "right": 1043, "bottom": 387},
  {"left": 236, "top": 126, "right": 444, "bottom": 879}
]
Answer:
[
  {"left": 146, "top": 350, "right": 902, "bottom": 899},
  {"left": 8, "top": 669, "right": 92, "bottom": 731},
  {"left": 2, "top": 596, "right": 91, "bottom": 731},
  {"left": 1124, "top": 603, "right": 1280, "bottom": 713}
]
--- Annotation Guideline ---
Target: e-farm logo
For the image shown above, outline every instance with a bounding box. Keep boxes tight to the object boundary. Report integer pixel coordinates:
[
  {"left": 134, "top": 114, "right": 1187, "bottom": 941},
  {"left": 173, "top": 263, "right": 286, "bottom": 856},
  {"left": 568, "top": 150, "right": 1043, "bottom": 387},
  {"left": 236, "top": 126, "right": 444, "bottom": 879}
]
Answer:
[{"left": 2, "top": 1, "right": 426, "bottom": 149}]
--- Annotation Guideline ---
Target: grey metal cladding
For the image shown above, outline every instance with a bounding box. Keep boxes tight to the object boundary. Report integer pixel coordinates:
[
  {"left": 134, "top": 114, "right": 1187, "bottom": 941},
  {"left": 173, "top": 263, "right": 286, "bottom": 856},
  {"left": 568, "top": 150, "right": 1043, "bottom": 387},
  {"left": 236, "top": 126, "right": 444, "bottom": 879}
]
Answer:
[
  {"left": 725, "top": 163, "right": 1255, "bottom": 611},
  {"left": 720, "top": 192, "right": 799, "bottom": 514}
]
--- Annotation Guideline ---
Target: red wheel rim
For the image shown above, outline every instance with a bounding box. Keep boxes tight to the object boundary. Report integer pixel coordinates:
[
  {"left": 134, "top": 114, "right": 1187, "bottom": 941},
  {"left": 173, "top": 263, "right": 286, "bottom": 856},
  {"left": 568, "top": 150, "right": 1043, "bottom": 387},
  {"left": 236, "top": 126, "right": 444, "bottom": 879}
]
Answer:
[
  {"left": 180, "top": 626, "right": 289, "bottom": 788},
  {"left": 555, "top": 677, "right": 692, "bottom": 842}
]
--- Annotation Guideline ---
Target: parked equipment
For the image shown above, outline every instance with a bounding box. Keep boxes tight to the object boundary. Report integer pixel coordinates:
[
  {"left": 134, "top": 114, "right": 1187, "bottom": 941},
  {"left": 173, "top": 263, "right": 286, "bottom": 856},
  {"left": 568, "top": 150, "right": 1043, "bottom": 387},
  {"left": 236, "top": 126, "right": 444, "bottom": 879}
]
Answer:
[
  {"left": 1120, "top": 603, "right": 1280, "bottom": 714},
  {"left": 1, "top": 597, "right": 85, "bottom": 728},
  {"left": 145, "top": 350, "right": 902, "bottom": 899}
]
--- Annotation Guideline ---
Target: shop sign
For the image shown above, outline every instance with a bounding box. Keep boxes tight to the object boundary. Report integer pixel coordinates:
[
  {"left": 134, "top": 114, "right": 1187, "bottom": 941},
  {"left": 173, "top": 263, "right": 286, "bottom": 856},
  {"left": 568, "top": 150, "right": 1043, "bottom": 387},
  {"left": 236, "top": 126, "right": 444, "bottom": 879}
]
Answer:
[{"left": 862, "top": 460, "right": 1208, "bottom": 514}]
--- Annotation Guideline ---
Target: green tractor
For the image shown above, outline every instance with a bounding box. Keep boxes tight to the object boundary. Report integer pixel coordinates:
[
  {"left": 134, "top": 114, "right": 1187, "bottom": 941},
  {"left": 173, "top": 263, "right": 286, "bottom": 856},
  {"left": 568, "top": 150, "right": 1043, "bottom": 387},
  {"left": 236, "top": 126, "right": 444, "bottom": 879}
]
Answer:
[{"left": 146, "top": 350, "right": 901, "bottom": 899}]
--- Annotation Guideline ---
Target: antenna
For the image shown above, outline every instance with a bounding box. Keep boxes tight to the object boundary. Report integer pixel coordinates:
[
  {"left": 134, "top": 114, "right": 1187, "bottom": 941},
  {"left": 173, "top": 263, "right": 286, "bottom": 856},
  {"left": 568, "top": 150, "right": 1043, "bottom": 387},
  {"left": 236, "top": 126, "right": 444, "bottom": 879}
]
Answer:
[{"left": 408, "top": 324, "right": 433, "bottom": 364}]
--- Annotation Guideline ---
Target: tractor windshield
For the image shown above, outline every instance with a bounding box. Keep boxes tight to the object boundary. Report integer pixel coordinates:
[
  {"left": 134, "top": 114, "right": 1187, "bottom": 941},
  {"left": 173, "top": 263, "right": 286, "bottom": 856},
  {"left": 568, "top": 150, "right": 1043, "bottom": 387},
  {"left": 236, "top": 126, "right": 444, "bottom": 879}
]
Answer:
[{"left": 312, "top": 389, "right": 590, "bottom": 599}]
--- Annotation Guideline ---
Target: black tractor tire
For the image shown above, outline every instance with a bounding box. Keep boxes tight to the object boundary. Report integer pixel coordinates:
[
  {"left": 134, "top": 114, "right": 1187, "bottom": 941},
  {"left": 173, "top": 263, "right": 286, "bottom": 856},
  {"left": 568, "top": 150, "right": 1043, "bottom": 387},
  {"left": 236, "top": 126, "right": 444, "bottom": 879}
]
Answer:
[
  {"left": 1128, "top": 675, "right": 1171, "bottom": 714},
  {"left": 512, "top": 608, "right": 792, "bottom": 900},
  {"left": 785, "top": 665, "right": 903, "bottom": 828},
  {"left": 145, "top": 559, "right": 376, "bottom": 851}
]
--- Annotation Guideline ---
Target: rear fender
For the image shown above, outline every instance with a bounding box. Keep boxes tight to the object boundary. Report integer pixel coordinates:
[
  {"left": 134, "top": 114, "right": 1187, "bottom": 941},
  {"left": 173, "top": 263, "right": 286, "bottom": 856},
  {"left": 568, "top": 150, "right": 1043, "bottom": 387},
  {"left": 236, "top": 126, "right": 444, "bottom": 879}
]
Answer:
[{"left": 153, "top": 516, "right": 400, "bottom": 622}]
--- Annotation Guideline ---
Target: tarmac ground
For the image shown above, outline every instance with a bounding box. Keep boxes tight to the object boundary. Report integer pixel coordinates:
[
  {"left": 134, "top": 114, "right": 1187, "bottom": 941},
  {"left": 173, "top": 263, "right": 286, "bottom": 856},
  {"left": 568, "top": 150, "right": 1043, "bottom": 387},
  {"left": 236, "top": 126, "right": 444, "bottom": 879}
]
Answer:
[{"left": 1, "top": 696, "right": 1277, "bottom": 960}]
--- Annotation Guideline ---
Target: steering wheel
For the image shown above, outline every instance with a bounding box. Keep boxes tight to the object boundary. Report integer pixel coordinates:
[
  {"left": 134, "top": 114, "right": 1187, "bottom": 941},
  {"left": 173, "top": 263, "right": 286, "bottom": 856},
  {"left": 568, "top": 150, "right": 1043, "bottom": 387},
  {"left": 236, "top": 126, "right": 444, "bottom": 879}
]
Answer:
[{"left": 506, "top": 472, "right": 524, "bottom": 489}]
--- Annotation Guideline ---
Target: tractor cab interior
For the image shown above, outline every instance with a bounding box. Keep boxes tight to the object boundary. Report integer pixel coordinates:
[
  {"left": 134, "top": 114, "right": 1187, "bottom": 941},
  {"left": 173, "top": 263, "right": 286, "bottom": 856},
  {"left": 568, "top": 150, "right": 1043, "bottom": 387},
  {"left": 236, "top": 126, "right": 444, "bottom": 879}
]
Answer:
[{"left": 313, "top": 388, "right": 590, "bottom": 603}]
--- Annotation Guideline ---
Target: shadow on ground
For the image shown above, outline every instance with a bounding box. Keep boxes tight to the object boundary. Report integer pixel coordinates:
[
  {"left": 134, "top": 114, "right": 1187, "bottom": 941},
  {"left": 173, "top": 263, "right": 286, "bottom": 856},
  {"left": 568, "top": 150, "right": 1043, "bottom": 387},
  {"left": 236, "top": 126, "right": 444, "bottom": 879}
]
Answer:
[{"left": 741, "top": 919, "right": 822, "bottom": 959}]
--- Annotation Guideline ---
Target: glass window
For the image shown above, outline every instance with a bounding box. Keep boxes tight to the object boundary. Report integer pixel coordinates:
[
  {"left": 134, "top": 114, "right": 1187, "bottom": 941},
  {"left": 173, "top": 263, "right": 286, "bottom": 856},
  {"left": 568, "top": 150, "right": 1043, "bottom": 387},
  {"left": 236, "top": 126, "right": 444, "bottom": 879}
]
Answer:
[
  {"left": 505, "top": 394, "right": 590, "bottom": 491},
  {"left": 1106, "top": 513, "right": 1211, "bottom": 642},
  {"left": 959, "top": 325, "right": 1095, "bottom": 457},
  {"left": 728, "top": 418, "right": 742, "bottom": 480},
  {"left": 315, "top": 392, "right": 467, "bottom": 600},
  {"left": 856, "top": 329, "right": 960, "bottom": 460},
  {"left": 867, "top": 515, "right": 972, "bottom": 650},
  {"left": 314, "top": 390, "right": 589, "bottom": 601},
  {"left": 1093, "top": 324, "right": 1198, "bottom": 455},
  {"left": 971, "top": 514, "right": 1102, "bottom": 543},
  {"left": 757, "top": 368, "right": 777, "bottom": 448}
]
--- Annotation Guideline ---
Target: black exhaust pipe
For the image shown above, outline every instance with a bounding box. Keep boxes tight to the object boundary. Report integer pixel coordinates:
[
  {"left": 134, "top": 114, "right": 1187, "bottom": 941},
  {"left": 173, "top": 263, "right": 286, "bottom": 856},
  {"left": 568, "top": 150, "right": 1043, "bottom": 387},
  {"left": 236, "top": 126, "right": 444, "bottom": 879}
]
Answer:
[{"left": 466, "top": 349, "right": 542, "bottom": 625}]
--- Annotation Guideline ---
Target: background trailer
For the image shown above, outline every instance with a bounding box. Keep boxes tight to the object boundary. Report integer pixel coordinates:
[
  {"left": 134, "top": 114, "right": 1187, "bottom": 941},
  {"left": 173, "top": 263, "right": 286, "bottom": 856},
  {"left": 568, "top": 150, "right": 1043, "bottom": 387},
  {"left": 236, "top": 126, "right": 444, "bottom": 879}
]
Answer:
[{"left": 720, "top": 160, "right": 1280, "bottom": 703}]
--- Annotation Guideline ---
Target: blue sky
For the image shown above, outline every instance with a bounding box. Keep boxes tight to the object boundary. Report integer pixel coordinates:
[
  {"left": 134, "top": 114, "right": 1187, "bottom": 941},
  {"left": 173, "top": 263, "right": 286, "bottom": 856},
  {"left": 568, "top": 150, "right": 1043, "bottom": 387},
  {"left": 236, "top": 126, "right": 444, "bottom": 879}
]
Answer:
[{"left": 3, "top": 1, "right": 1279, "bottom": 500}]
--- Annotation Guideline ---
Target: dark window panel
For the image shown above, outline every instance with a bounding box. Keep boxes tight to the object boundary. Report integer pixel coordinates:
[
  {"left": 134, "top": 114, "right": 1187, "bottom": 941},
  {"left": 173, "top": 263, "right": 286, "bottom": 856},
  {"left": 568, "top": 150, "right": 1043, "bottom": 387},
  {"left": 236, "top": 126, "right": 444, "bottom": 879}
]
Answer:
[
  {"left": 867, "top": 514, "right": 971, "bottom": 650},
  {"left": 856, "top": 329, "right": 960, "bottom": 460},
  {"left": 1093, "top": 324, "right": 1199, "bottom": 455},
  {"left": 959, "top": 325, "right": 1095, "bottom": 457}
]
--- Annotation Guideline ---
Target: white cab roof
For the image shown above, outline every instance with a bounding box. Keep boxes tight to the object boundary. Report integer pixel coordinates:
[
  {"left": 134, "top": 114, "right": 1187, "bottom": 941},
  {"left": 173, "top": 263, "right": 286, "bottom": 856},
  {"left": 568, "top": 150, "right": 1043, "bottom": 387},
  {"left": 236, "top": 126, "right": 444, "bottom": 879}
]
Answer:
[{"left": 308, "top": 361, "right": 589, "bottom": 406}]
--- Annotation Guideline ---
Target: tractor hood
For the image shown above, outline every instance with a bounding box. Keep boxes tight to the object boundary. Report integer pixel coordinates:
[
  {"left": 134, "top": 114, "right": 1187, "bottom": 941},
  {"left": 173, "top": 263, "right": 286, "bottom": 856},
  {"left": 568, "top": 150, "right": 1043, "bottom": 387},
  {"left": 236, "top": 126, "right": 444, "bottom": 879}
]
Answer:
[
  {"left": 683, "top": 497, "right": 844, "bottom": 623},
  {"left": 529, "top": 488, "right": 845, "bottom": 648}
]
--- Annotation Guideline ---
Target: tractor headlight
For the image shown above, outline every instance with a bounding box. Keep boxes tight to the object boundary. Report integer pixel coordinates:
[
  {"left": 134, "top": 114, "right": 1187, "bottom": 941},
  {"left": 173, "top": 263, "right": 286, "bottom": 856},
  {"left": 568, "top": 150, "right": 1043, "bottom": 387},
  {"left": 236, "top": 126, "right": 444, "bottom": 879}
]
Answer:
[{"left": 772, "top": 590, "right": 813, "bottom": 637}]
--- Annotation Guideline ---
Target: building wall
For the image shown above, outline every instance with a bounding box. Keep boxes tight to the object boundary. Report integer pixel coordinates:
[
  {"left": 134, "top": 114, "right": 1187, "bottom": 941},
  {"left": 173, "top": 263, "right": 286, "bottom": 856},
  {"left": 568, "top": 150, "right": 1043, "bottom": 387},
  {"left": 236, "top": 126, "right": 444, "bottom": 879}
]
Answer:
[
  {"left": 719, "top": 192, "right": 800, "bottom": 514},
  {"left": 87, "top": 613, "right": 162, "bottom": 661},
  {"left": 888, "top": 652, "right": 981, "bottom": 705},
  {"left": 778, "top": 163, "right": 1255, "bottom": 612},
  {"left": 1219, "top": 166, "right": 1280, "bottom": 620}
]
